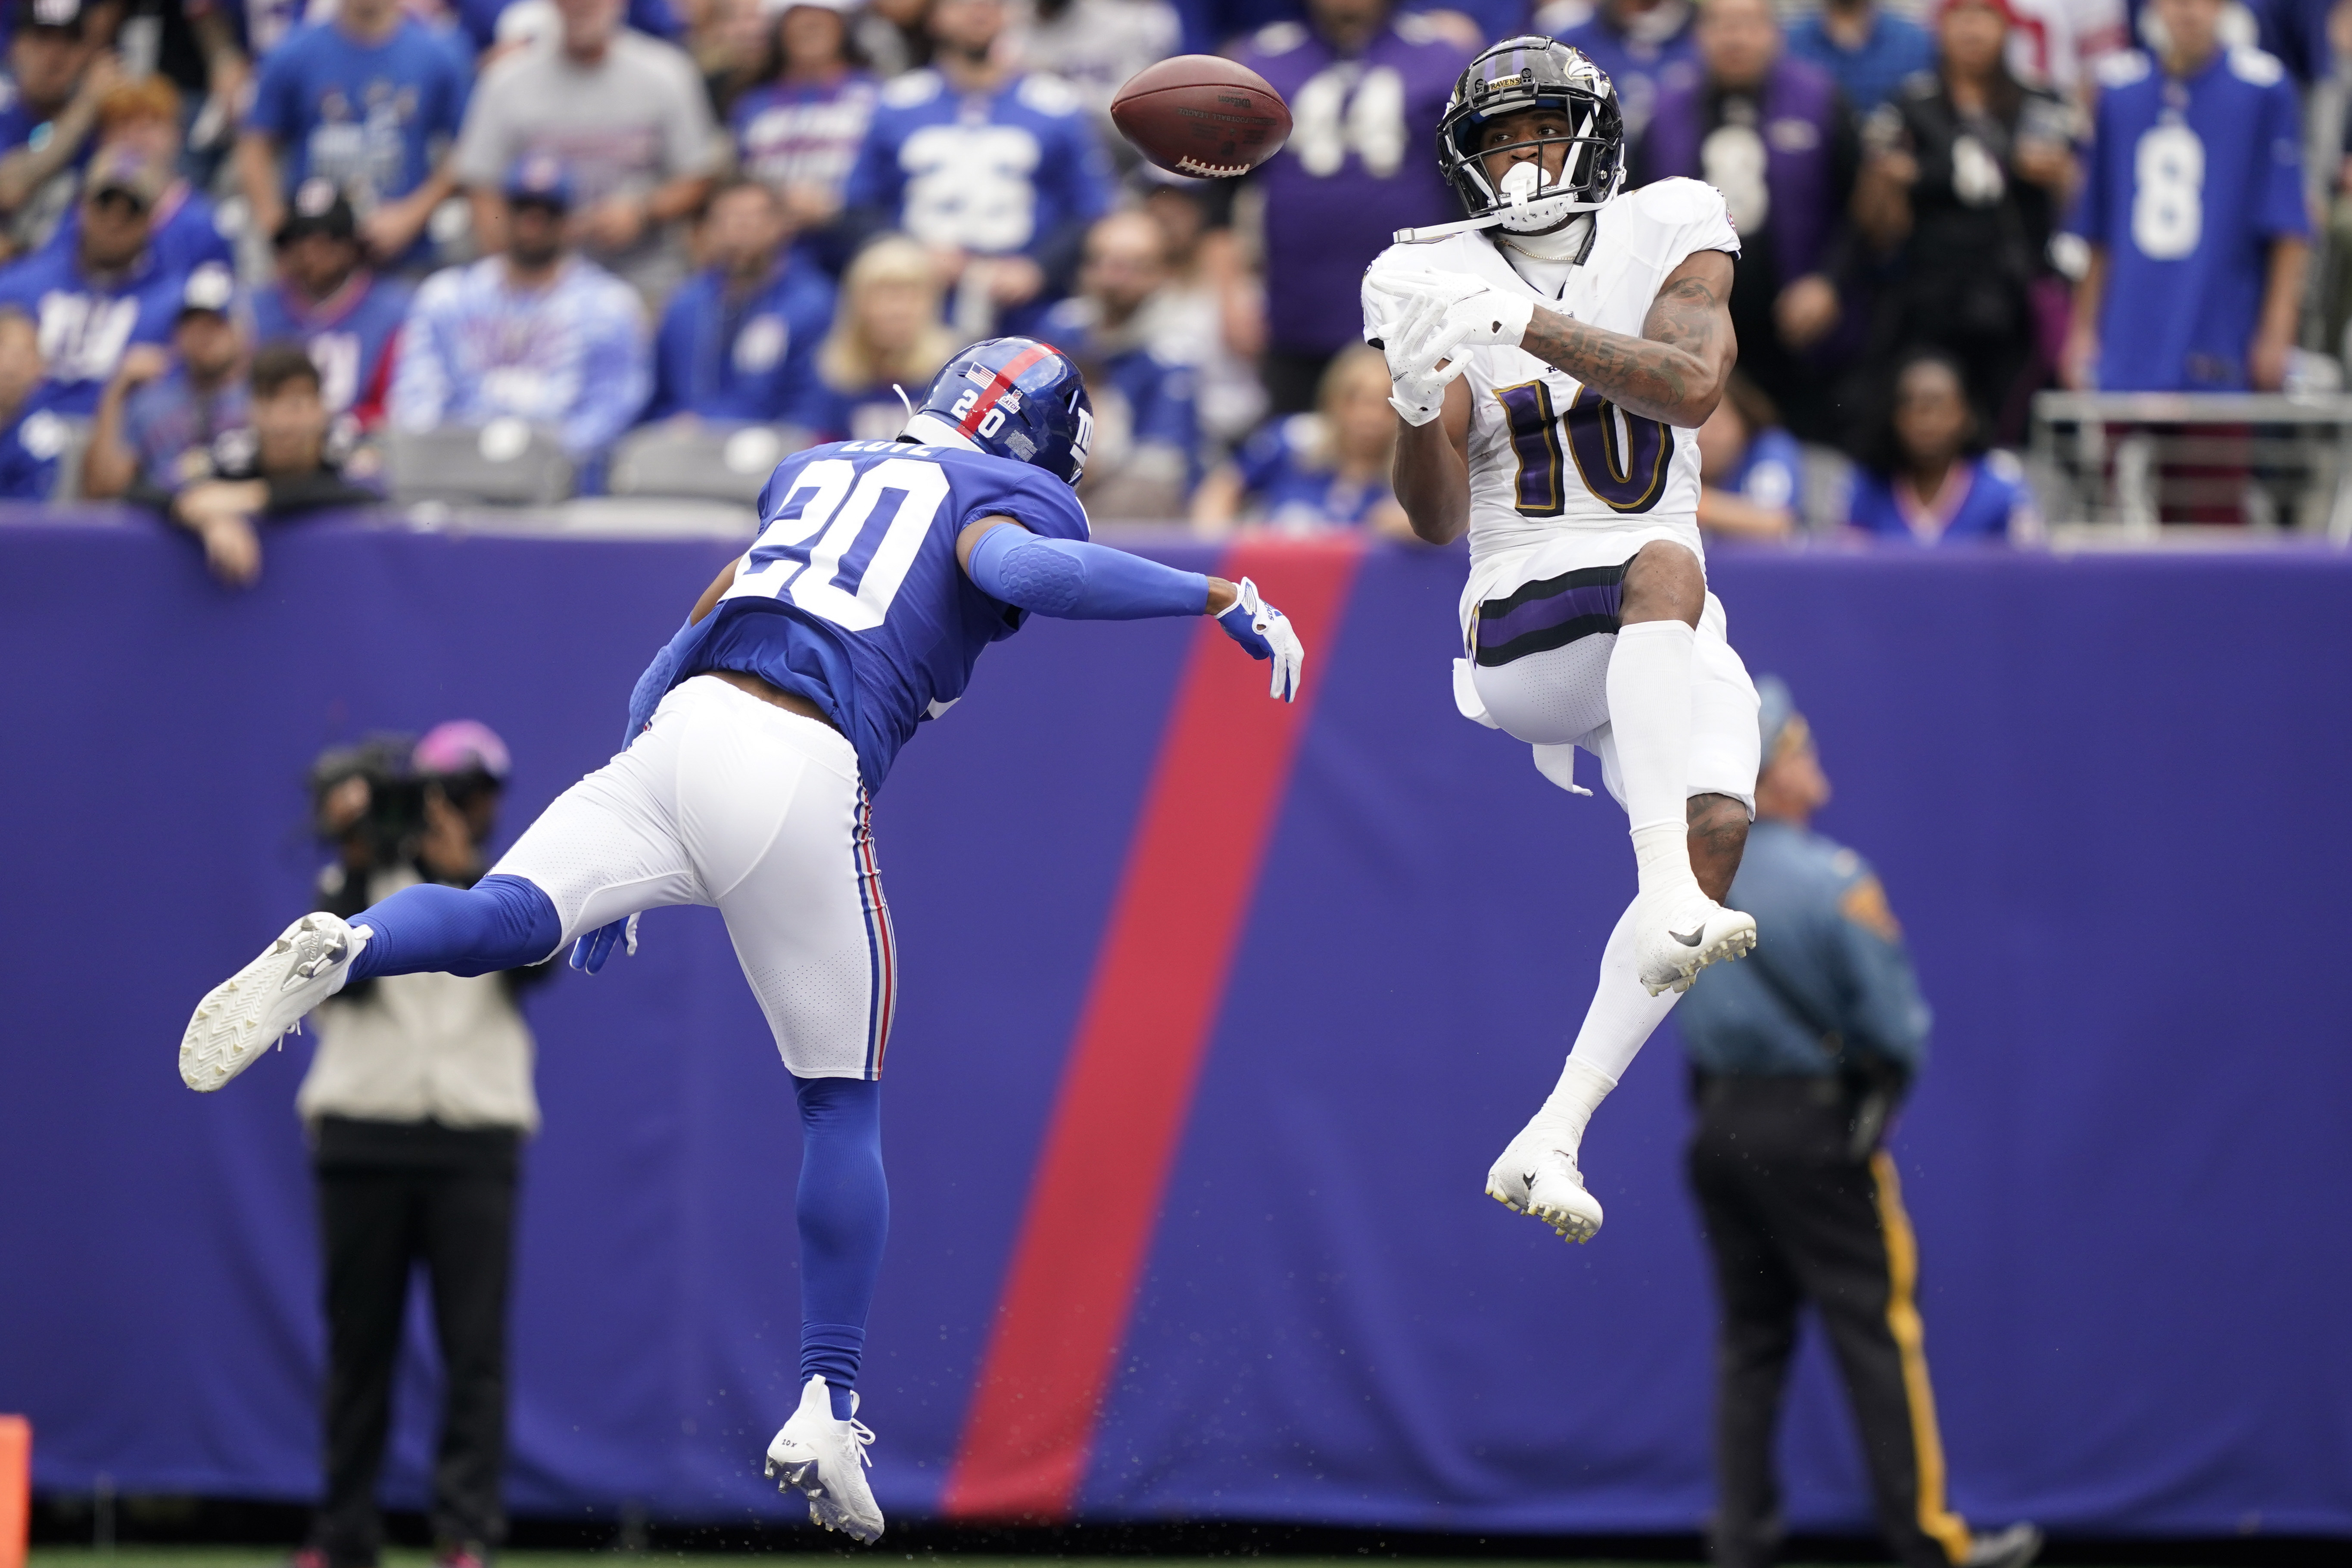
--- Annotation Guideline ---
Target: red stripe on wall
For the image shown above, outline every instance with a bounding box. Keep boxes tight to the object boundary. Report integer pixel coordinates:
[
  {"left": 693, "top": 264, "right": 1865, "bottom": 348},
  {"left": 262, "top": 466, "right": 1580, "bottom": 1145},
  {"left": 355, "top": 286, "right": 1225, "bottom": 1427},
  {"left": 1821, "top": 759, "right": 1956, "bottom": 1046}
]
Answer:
[{"left": 939, "top": 537, "right": 1365, "bottom": 1521}]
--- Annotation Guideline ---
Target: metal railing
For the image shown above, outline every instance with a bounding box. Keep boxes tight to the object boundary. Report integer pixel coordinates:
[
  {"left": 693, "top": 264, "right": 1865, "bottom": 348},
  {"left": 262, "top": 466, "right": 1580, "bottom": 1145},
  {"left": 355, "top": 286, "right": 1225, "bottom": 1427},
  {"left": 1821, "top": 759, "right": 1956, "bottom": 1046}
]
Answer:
[{"left": 2028, "top": 392, "right": 2352, "bottom": 540}]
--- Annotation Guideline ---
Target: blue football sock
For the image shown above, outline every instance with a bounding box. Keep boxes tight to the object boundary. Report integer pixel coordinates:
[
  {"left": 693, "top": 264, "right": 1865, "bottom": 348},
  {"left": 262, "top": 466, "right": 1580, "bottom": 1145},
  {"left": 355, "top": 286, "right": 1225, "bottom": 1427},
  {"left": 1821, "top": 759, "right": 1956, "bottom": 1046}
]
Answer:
[
  {"left": 792, "top": 1073, "right": 888, "bottom": 1419},
  {"left": 346, "top": 873, "right": 562, "bottom": 981}
]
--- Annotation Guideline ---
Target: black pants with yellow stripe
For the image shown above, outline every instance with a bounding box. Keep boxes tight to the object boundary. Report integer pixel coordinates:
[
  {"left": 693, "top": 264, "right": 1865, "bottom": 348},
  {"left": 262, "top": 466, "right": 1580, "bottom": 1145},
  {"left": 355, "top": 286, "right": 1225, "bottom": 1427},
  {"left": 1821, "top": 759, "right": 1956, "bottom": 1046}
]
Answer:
[{"left": 1687, "top": 1075, "right": 1971, "bottom": 1568}]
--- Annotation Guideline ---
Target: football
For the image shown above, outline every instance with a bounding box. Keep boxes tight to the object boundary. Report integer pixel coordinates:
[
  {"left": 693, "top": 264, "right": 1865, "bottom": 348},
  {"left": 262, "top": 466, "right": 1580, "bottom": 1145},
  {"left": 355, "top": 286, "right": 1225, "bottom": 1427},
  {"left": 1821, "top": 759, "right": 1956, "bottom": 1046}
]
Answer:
[{"left": 1110, "top": 55, "right": 1291, "bottom": 179}]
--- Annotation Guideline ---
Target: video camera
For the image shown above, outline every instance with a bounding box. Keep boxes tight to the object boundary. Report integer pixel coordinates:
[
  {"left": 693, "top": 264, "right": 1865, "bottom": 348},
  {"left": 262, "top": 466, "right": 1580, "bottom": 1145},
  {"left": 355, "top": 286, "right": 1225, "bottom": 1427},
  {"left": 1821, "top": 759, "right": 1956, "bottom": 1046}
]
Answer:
[{"left": 308, "top": 729, "right": 508, "bottom": 866}]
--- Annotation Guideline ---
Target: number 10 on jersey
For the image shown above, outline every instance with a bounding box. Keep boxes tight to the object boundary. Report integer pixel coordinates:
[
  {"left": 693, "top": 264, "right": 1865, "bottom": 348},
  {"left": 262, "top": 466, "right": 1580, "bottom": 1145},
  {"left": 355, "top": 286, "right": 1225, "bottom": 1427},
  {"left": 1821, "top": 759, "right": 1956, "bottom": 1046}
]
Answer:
[{"left": 1495, "top": 380, "right": 1673, "bottom": 516}]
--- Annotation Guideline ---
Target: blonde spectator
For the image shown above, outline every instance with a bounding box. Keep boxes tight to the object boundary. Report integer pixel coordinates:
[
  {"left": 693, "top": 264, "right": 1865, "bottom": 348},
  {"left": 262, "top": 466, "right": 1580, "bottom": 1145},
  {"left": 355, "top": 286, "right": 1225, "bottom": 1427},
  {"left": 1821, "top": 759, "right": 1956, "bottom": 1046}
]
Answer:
[
  {"left": 1193, "top": 345, "right": 1412, "bottom": 540},
  {"left": 1695, "top": 373, "right": 1802, "bottom": 542},
  {"left": 803, "top": 234, "right": 957, "bottom": 441}
]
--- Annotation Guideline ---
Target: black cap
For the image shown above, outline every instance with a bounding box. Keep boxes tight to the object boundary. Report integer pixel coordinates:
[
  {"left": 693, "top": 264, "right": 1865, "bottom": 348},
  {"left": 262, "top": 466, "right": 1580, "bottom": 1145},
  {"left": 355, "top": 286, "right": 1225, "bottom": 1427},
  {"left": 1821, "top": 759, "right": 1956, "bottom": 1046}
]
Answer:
[
  {"left": 276, "top": 177, "right": 358, "bottom": 247},
  {"left": 16, "top": 0, "right": 87, "bottom": 36}
]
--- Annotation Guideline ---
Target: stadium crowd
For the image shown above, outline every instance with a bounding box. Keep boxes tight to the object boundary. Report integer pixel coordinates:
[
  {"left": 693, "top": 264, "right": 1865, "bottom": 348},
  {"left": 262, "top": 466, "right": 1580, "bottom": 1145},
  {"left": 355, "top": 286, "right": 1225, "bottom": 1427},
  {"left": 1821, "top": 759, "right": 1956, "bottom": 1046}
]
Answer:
[{"left": 0, "top": 0, "right": 2338, "bottom": 563}]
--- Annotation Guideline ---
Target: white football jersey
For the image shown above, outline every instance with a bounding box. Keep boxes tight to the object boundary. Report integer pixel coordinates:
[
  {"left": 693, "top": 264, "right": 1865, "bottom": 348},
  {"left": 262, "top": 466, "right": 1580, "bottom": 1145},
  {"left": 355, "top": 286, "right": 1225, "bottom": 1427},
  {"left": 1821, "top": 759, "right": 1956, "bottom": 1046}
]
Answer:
[{"left": 1365, "top": 177, "right": 1738, "bottom": 604}]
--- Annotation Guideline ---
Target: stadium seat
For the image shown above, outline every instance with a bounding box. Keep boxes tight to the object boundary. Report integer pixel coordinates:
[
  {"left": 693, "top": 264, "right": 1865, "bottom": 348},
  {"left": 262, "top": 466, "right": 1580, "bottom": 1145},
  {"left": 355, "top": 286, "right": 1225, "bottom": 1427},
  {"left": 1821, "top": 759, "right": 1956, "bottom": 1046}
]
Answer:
[
  {"left": 609, "top": 422, "right": 795, "bottom": 507},
  {"left": 40, "top": 416, "right": 92, "bottom": 504},
  {"left": 385, "top": 420, "right": 576, "bottom": 506}
]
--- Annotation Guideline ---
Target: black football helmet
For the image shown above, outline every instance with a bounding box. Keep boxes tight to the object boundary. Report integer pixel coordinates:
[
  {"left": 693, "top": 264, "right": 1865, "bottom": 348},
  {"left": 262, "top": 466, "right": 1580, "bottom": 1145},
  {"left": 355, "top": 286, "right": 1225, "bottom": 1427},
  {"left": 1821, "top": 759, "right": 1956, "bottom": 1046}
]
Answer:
[{"left": 1434, "top": 36, "right": 1625, "bottom": 235}]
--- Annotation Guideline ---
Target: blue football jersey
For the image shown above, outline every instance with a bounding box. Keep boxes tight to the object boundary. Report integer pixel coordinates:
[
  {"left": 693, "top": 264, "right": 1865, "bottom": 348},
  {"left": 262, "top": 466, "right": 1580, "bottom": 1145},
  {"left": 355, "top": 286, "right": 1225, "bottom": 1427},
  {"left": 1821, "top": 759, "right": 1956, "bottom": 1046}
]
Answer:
[
  {"left": 252, "top": 270, "right": 414, "bottom": 419},
  {"left": 0, "top": 246, "right": 184, "bottom": 416},
  {"left": 2069, "top": 47, "right": 2307, "bottom": 391},
  {"left": 670, "top": 438, "right": 1091, "bottom": 788},
  {"left": 844, "top": 68, "right": 1112, "bottom": 264},
  {"left": 642, "top": 255, "right": 836, "bottom": 425},
  {"left": 246, "top": 19, "right": 473, "bottom": 213}
]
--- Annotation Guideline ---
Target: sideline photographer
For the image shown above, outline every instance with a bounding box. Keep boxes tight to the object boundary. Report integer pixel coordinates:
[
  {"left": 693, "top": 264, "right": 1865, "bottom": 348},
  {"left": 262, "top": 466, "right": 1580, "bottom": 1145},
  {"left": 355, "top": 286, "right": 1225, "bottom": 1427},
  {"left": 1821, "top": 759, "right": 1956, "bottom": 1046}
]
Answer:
[{"left": 295, "top": 722, "right": 551, "bottom": 1568}]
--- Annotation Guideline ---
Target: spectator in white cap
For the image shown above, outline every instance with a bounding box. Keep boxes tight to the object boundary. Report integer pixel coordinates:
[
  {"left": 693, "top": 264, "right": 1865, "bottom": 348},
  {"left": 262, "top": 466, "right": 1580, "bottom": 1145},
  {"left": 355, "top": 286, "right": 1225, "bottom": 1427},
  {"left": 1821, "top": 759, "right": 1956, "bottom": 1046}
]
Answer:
[{"left": 83, "top": 259, "right": 247, "bottom": 501}]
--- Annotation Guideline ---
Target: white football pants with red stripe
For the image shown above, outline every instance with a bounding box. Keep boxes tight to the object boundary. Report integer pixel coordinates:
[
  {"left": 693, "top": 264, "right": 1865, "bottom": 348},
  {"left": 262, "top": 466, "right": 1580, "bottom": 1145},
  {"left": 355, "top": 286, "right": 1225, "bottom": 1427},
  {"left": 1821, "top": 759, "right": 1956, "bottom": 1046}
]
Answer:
[{"left": 494, "top": 673, "right": 897, "bottom": 1079}]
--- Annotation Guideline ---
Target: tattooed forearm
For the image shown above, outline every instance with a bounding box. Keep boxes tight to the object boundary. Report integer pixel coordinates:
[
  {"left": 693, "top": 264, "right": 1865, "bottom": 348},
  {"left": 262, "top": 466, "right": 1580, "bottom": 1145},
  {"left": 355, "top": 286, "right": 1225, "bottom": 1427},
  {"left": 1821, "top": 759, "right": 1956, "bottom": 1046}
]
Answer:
[{"left": 1516, "top": 255, "right": 1737, "bottom": 427}]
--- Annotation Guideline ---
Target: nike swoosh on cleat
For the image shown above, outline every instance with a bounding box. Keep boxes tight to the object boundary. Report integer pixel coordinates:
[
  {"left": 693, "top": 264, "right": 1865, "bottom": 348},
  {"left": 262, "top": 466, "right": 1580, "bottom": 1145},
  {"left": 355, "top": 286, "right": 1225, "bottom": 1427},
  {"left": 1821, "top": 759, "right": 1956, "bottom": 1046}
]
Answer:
[{"left": 1670, "top": 926, "right": 1706, "bottom": 946}]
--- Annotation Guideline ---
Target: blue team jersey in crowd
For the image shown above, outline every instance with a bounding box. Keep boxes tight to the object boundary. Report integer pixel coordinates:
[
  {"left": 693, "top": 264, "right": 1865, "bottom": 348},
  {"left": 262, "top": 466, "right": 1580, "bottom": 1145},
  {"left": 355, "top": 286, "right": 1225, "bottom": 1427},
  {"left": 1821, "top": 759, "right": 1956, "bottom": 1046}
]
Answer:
[
  {"left": 252, "top": 269, "right": 414, "bottom": 419},
  {"left": 0, "top": 245, "right": 184, "bottom": 415},
  {"left": 2069, "top": 47, "right": 2307, "bottom": 392},
  {"left": 1720, "top": 426, "right": 1802, "bottom": 513},
  {"left": 0, "top": 401, "right": 65, "bottom": 498},
  {"left": 844, "top": 69, "right": 1112, "bottom": 265},
  {"left": 1847, "top": 451, "right": 2034, "bottom": 544},
  {"left": 669, "top": 438, "right": 1092, "bottom": 789},
  {"left": 731, "top": 74, "right": 878, "bottom": 202},
  {"left": 1784, "top": 8, "right": 1934, "bottom": 112},
  {"left": 1233, "top": 411, "right": 1396, "bottom": 529},
  {"left": 246, "top": 19, "right": 473, "bottom": 212},
  {"left": 644, "top": 255, "right": 836, "bottom": 425}
]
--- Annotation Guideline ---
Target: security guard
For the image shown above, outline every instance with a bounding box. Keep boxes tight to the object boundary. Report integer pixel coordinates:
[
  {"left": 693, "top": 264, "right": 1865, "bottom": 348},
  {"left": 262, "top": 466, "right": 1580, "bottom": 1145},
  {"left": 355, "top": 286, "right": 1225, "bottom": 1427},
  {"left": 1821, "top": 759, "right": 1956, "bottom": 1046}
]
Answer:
[{"left": 1676, "top": 678, "right": 2040, "bottom": 1568}]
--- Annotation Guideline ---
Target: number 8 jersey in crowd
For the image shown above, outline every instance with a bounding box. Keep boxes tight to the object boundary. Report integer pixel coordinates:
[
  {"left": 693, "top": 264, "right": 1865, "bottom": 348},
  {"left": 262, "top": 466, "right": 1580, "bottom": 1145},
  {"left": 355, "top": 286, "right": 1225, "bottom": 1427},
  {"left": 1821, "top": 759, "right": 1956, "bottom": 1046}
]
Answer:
[
  {"left": 1364, "top": 177, "right": 1740, "bottom": 625},
  {"left": 662, "top": 438, "right": 1092, "bottom": 791}
]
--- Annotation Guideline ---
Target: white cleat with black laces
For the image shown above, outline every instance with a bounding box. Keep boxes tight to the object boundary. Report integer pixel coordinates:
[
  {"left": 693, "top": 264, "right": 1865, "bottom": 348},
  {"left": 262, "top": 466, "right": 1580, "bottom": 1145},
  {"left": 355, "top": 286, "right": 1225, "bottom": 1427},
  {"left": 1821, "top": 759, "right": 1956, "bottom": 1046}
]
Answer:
[
  {"left": 1631, "top": 887, "right": 1756, "bottom": 996},
  {"left": 765, "top": 1376, "right": 882, "bottom": 1544},
  {"left": 1486, "top": 1114, "right": 1605, "bottom": 1244},
  {"left": 180, "top": 913, "right": 367, "bottom": 1092}
]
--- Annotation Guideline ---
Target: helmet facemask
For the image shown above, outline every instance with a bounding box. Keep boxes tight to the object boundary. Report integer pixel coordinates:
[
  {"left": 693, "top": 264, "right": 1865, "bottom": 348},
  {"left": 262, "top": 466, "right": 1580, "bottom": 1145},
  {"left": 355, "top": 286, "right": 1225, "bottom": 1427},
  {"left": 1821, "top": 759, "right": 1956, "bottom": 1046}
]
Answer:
[{"left": 1411, "top": 38, "right": 1626, "bottom": 245}]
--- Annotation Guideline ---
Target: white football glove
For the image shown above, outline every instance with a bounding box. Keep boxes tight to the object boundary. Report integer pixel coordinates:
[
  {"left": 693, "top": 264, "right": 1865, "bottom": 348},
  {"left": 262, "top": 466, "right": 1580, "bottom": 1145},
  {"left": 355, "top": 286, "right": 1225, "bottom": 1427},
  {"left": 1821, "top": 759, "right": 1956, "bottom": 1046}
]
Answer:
[
  {"left": 1364, "top": 265, "right": 1454, "bottom": 426},
  {"left": 1213, "top": 576, "right": 1306, "bottom": 702},
  {"left": 1370, "top": 268, "right": 1537, "bottom": 368}
]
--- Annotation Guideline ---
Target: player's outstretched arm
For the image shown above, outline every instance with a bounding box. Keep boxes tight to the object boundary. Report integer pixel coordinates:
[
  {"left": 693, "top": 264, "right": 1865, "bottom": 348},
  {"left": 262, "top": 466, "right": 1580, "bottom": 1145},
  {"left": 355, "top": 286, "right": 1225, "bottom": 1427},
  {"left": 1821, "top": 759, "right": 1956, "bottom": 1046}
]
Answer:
[{"left": 956, "top": 518, "right": 1304, "bottom": 701}]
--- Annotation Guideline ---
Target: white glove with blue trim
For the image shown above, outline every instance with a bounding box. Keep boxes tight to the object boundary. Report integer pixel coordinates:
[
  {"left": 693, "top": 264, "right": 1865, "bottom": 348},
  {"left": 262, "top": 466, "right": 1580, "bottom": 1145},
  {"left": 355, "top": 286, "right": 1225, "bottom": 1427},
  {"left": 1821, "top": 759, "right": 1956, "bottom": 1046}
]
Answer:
[{"left": 1214, "top": 576, "right": 1305, "bottom": 703}]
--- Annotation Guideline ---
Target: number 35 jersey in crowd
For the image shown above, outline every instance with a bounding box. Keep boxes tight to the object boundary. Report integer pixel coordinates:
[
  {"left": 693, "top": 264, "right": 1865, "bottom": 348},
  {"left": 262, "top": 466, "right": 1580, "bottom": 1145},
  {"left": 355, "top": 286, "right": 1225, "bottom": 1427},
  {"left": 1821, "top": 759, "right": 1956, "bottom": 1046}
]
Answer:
[
  {"left": 1363, "top": 178, "right": 1738, "bottom": 622},
  {"left": 668, "top": 439, "right": 1091, "bottom": 790}
]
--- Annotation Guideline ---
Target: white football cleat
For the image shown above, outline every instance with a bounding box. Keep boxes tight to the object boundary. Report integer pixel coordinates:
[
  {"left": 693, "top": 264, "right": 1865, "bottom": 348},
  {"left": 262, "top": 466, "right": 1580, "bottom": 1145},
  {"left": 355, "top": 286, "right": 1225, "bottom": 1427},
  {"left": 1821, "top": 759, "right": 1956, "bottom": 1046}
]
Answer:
[
  {"left": 180, "top": 913, "right": 365, "bottom": 1092},
  {"left": 1486, "top": 1115, "right": 1605, "bottom": 1244},
  {"left": 1632, "top": 888, "right": 1757, "bottom": 996},
  {"left": 765, "top": 1376, "right": 882, "bottom": 1544}
]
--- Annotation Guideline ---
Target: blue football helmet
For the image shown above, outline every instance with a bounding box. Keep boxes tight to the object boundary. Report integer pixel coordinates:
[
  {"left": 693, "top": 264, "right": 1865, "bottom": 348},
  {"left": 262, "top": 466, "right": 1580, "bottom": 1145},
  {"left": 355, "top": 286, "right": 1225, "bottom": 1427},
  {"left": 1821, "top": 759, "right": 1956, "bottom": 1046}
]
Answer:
[{"left": 901, "top": 337, "right": 1095, "bottom": 487}]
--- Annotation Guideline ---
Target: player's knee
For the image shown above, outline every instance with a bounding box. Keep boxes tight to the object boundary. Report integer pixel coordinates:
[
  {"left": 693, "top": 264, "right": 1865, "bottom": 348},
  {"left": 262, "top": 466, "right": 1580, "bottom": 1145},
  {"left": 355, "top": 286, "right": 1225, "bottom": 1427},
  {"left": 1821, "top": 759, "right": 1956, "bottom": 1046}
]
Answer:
[
  {"left": 1620, "top": 541, "right": 1705, "bottom": 628},
  {"left": 1686, "top": 793, "right": 1749, "bottom": 902}
]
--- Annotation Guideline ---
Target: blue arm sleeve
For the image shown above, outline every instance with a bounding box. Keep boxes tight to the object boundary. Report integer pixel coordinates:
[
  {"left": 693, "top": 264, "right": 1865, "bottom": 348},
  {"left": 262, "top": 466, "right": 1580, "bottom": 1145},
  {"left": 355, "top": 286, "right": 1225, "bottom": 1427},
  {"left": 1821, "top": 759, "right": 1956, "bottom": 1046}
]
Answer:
[{"left": 965, "top": 524, "right": 1210, "bottom": 619}]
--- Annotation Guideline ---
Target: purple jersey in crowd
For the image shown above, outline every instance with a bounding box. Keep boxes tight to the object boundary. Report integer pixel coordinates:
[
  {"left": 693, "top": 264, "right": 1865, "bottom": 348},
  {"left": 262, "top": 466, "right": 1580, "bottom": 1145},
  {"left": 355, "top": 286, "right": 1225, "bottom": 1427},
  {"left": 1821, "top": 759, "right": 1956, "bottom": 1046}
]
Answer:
[
  {"left": 1237, "top": 15, "right": 1471, "bottom": 359},
  {"left": 2069, "top": 46, "right": 2307, "bottom": 391},
  {"left": 251, "top": 269, "right": 413, "bottom": 420}
]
